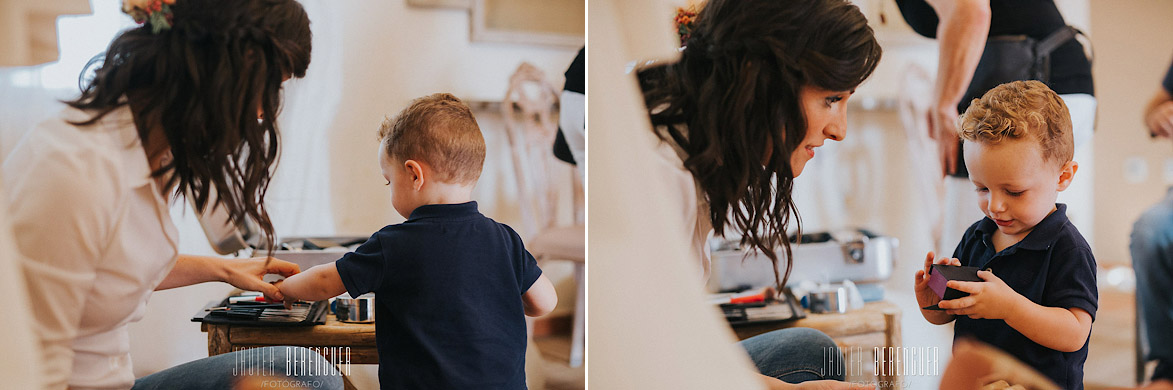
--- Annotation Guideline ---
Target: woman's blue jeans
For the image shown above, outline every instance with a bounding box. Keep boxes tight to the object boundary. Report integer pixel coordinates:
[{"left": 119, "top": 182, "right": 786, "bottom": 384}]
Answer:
[
  {"left": 1133, "top": 187, "right": 1173, "bottom": 381},
  {"left": 132, "top": 346, "right": 344, "bottom": 390},
  {"left": 740, "top": 327, "right": 845, "bottom": 383}
]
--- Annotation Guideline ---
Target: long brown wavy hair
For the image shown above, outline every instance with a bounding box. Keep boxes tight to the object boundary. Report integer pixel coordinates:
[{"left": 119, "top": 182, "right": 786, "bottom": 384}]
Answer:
[
  {"left": 639, "top": 0, "right": 881, "bottom": 289},
  {"left": 66, "top": 0, "right": 312, "bottom": 255}
]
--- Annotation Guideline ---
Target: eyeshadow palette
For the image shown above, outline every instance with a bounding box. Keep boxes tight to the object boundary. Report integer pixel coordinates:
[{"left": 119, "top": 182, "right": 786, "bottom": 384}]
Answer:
[
  {"left": 923, "top": 264, "right": 982, "bottom": 311},
  {"left": 192, "top": 297, "right": 328, "bottom": 327}
]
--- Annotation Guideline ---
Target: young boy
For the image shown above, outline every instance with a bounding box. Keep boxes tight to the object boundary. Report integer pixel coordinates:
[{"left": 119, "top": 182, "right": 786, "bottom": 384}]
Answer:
[
  {"left": 913, "top": 80, "right": 1097, "bottom": 389},
  {"left": 275, "top": 93, "right": 558, "bottom": 389}
]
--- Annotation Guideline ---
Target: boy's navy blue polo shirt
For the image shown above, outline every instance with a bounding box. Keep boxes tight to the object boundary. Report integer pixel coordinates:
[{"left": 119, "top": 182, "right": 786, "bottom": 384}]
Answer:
[
  {"left": 335, "top": 201, "right": 542, "bottom": 389},
  {"left": 952, "top": 203, "right": 1097, "bottom": 390}
]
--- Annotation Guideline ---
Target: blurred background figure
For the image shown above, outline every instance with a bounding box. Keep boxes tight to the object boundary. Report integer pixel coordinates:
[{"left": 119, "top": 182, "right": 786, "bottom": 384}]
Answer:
[
  {"left": 1130, "top": 54, "right": 1173, "bottom": 390},
  {"left": 0, "top": 1, "right": 93, "bottom": 388}
]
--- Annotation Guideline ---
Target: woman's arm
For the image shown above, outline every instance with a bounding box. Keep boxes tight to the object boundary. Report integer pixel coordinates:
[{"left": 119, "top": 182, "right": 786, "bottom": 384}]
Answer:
[
  {"left": 155, "top": 255, "right": 301, "bottom": 301},
  {"left": 941, "top": 339, "right": 1061, "bottom": 389}
]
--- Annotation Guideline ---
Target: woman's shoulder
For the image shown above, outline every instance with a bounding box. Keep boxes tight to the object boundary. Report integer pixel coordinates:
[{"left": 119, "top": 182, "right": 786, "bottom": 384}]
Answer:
[
  {"left": 15, "top": 105, "right": 132, "bottom": 155},
  {"left": 3, "top": 105, "right": 139, "bottom": 203}
]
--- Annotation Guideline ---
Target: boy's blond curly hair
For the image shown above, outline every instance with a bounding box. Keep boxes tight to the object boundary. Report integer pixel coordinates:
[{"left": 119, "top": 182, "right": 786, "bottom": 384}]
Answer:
[
  {"left": 958, "top": 80, "right": 1074, "bottom": 165},
  {"left": 378, "top": 93, "right": 486, "bottom": 185}
]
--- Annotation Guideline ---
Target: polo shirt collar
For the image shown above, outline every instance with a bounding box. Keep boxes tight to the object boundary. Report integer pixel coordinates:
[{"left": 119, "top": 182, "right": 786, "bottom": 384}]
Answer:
[
  {"left": 408, "top": 201, "right": 480, "bottom": 221},
  {"left": 974, "top": 203, "right": 1069, "bottom": 251}
]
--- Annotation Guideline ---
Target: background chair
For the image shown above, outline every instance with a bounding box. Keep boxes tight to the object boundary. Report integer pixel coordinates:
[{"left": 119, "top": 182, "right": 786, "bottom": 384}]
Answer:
[{"left": 502, "top": 62, "right": 585, "bottom": 368}]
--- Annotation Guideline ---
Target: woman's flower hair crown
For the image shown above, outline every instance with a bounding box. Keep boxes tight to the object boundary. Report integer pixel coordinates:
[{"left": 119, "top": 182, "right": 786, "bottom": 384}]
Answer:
[
  {"left": 123, "top": 0, "right": 176, "bottom": 34},
  {"left": 674, "top": 4, "right": 698, "bottom": 47}
]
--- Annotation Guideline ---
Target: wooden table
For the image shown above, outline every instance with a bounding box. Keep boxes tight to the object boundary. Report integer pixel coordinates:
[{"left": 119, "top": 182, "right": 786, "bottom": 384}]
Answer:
[
  {"left": 732, "top": 300, "right": 902, "bottom": 389},
  {"left": 201, "top": 315, "right": 375, "bottom": 390}
]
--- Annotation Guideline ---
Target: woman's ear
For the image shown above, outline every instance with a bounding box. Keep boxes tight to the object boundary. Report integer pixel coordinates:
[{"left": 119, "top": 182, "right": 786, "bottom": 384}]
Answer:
[
  {"left": 404, "top": 160, "right": 425, "bottom": 191},
  {"left": 1057, "top": 160, "right": 1079, "bottom": 192}
]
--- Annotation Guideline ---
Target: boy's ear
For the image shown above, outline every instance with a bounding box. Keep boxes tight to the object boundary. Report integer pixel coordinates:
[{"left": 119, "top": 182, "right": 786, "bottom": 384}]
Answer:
[
  {"left": 404, "top": 160, "right": 425, "bottom": 191},
  {"left": 1056, "top": 160, "right": 1078, "bottom": 192}
]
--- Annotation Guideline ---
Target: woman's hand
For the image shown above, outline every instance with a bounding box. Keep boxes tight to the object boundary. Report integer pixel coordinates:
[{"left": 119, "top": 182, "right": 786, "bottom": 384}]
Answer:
[
  {"left": 221, "top": 257, "right": 301, "bottom": 302},
  {"left": 941, "top": 339, "right": 1060, "bottom": 390}
]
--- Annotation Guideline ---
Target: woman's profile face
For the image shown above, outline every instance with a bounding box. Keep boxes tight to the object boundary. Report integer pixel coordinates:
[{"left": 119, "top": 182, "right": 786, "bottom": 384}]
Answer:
[{"left": 790, "top": 85, "right": 852, "bottom": 177}]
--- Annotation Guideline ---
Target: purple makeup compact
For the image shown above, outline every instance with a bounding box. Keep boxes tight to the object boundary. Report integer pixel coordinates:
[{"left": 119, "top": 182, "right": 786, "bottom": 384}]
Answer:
[{"left": 923, "top": 264, "right": 982, "bottom": 310}]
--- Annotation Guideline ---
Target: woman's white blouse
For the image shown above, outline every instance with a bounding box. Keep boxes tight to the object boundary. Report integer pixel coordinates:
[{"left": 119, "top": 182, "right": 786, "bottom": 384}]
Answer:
[
  {"left": 2, "top": 104, "right": 179, "bottom": 390},
  {"left": 650, "top": 128, "right": 714, "bottom": 280}
]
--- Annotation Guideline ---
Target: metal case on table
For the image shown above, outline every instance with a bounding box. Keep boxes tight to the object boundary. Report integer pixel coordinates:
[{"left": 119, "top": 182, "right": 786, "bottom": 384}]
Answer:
[{"left": 706, "top": 229, "right": 898, "bottom": 292}]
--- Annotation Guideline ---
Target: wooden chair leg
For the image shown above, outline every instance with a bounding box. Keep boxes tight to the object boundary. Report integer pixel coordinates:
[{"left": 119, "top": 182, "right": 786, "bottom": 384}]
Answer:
[
  {"left": 1138, "top": 294, "right": 1148, "bottom": 385},
  {"left": 881, "top": 309, "right": 901, "bottom": 389},
  {"left": 569, "top": 263, "right": 585, "bottom": 368}
]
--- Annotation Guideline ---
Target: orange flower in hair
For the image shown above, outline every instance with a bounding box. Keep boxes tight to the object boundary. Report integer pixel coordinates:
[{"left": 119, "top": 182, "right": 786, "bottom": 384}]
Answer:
[{"left": 674, "top": 5, "right": 699, "bottom": 46}]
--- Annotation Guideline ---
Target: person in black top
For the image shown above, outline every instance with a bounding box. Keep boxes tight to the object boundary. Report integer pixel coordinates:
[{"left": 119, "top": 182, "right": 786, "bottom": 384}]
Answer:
[
  {"left": 1131, "top": 56, "right": 1173, "bottom": 390},
  {"left": 914, "top": 81, "right": 1097, "bottom": 390},
  {"left": 895, "top": 0, "right": 1093, "bottom": 175},
  {"left": 275, "top": 93, "right": 559, "bottom": 389},
  {"left": 554, "top": 47, "right": 585, "bottom": 168}
]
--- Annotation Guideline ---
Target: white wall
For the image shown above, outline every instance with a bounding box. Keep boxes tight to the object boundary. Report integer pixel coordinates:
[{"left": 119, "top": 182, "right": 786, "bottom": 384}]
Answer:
[
  {"left": 326, "top": 1, "right": 580, "bottom": 234},
  {"left": 1088, "top": 0, "right": 1173, "bottom": 266}
]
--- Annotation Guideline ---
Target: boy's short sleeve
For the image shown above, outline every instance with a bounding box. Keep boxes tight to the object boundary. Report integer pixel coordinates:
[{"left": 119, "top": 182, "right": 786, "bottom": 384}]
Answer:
[
  {"left": 1043, "top": 246, "right": 1099, "bottom": 320},
  {"left": 335, "top": 232, "right": 387, "bottom": 299},
  {"left": 519, "top": 249, "right": 542, "bottom": 293},
  {"left": 503, "top": 224, "right": 542, "bottom": 292}
]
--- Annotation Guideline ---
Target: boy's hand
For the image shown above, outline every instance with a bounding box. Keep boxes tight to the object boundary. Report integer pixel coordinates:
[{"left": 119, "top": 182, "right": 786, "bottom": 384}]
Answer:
[
  {"left": 221, "top": 257, "right": 300, "bottom": 302},
  {"left": 271, "top": 280, "right": 294, "bottom": 310},
  {"left": 914, "top": 251, "right": 961, "bottom": 310},
  {"left": 940, "top": 270, "right": 1026, "bottom": 320}
]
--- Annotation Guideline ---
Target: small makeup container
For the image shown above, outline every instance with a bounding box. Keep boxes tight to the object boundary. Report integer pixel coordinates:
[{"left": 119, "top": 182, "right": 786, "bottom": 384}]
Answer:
[
  {"left": 807, "top": 286, "right": 849, "bottom": 314},
  {"left": 332, "top": 293, "right": 376, "bottom": 323}
]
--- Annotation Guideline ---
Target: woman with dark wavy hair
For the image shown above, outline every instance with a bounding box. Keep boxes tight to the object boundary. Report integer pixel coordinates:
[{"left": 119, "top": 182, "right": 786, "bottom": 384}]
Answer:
[
  {"left": 638, "top": 0, "right": 881, "bottom": 388},
  {"left": 2, "top": 0, "right": 341, "bottom": 388}
]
